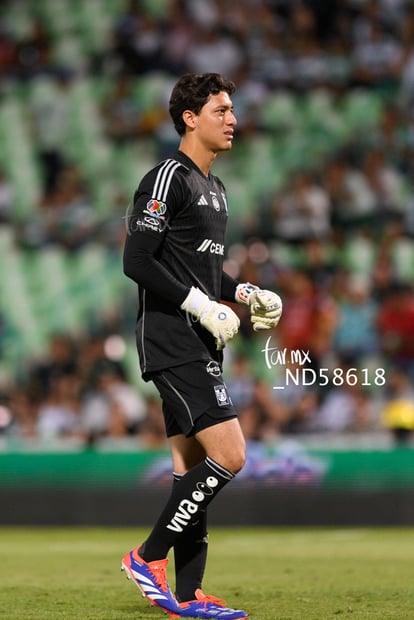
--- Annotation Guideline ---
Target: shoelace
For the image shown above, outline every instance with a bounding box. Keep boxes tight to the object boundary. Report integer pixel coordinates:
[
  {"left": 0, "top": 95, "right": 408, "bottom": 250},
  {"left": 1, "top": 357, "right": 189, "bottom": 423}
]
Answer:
[
  {"left": 196, "top": 590, "right": 227, "bottom": 609},
  {"left": 149, "top": 559, "right": 169, "bottom": 592}
]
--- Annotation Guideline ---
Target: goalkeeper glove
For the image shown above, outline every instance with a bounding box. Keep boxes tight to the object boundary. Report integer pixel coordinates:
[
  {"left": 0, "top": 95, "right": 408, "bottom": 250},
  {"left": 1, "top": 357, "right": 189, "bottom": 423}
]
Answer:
[
  {"left": 181, "top": 287, "right": 240, "bottom": 350},
  {"left": 235, "top": 283, "right": 283, "bottom": 331}
]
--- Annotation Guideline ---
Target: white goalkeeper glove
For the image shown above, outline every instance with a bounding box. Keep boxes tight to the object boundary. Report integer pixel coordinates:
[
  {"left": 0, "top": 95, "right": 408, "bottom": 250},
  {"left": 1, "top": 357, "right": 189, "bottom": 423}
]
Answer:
[
  {"left": 235, "top": 282, "right": 283, "bottom": 331},
  {"left": 181, "top": 287, "right": 240, "bottom": 350}
]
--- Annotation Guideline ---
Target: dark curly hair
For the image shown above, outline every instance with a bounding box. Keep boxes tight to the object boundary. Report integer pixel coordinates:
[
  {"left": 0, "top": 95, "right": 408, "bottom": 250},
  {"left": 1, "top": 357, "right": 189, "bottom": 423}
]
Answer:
[{"left": 169, "top": 73, "right": 236, "bottom": 136}]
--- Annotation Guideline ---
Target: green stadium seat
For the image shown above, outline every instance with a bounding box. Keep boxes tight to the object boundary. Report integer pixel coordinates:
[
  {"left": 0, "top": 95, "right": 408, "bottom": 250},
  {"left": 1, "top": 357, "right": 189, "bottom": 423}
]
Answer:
[
  {"left": 75, "top": 0, "right": 114, "bottom": 54},
  {"left": 300, "top": 89, "right": 349, "bottom": 145},
  {"left": 27, "top": 247, "right": 83, "bottom": 334},
  {"left": 41, "top": 0, "right": 78, "bottom": 36},
  {"left": 111, "top": 141, "right": 157, "bottom": 196},
  {"left": 242, "top": 136, "right": 288, "bottom": 197},
  {"left": 132, "top": 72, "right": 174, "bottom": 114},
  {"left": 342, "top": 236, "right": 377, "bottom": 276},
  {"left": 0, "top": 99, "right": 42, "bottom": 219},
  {"left": 259, "top": 91, "right": 301, "bottom": 134},
  {"left": 269, "top": 240, "right": 302, "bottom": 269},
  {"left": 342, "top": 89, "right": 383, "bottom": 132},
  {"left": 1, "top": 248, "right": 47, "bottom": 354},
  {"left": 391, "top": 237, "right": 414, "bottom": 281}
]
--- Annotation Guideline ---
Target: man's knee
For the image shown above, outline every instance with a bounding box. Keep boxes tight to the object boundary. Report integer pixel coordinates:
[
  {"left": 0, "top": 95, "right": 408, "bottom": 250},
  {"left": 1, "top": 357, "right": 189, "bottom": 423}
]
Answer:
[
  {"left": 196, "top": 418, "right": 247, "bottom": 474},
  {"left": 228, "top": 441, "right": 246, "bottom": 473},
  {"left": 210, "top": 439, "right": 246, "bottom": 474}
]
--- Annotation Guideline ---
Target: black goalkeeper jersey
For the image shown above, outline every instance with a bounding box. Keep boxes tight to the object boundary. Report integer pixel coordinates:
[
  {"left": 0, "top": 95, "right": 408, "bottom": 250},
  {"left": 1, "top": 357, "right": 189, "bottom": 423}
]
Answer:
[{"left": 123, "top": 150, "right": 238, "bottom": 379}]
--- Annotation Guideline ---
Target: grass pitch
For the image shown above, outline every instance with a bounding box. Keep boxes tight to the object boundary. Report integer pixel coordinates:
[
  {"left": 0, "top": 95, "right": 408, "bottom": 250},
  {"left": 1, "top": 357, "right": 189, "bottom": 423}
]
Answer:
[{"left": 1, "top": 526, "right": 414, "bottom": 619}]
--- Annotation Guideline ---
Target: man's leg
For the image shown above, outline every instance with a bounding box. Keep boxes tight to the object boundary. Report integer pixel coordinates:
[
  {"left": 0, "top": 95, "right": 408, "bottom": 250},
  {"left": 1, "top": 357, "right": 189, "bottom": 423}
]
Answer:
[
  {"left": 139, "top": 418, "right": 246, "bottom": 562},
  {"left": 173, "top": 472, "right": 208, "bottom": 602},
  {"left": 120, "top": 434, "right": 206, "bottom": 615},
  {"left": 170, "top": 435, "right": 208, "bottom": 603},
  {"left": 122, "top": 361, "right": 247, "bottom": 616}
]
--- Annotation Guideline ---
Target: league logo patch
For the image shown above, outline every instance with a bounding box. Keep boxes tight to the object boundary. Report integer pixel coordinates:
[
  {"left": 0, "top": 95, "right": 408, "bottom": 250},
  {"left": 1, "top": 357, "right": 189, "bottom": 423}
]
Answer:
[
  {"left": 214, "top": 384, "right": 230, "bottom": 407},
  {"left": 144, "top": 199, "right": 166, "bottom": 219}
]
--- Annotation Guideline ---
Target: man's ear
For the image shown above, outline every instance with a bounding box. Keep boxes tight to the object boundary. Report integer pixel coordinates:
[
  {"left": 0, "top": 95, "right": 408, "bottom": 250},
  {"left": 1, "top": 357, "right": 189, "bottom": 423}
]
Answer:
[{"left": 182, "top": 109, "right": 197, "bottom": 130}]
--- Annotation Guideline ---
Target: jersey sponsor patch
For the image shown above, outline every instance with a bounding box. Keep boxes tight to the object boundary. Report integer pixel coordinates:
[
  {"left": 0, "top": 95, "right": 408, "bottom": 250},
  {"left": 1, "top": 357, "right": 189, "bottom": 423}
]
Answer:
[
  {"left": 206, "top": 360, "right": 221, "bottom": 377},
  {"left": 196, "top": 239, "right": 224, "bottom": 255},
  {"left": 132, "top": 217, "right": 165, "bottom": 233},
  {"left": 214, "top": 384, "right": 230, "bottom": 407}
]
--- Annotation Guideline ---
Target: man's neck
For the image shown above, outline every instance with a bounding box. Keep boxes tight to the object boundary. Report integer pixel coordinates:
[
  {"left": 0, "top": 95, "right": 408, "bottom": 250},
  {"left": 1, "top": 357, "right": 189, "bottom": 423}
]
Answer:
[{"left": 178, "top": 140, "right": 216, "bottom": 177}]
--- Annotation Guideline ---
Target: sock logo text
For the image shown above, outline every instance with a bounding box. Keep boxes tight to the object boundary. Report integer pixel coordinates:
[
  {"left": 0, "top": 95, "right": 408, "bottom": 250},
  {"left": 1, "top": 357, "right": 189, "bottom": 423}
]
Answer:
[{"left": 166, "top": 476, "right": 218, "bottom": 532}]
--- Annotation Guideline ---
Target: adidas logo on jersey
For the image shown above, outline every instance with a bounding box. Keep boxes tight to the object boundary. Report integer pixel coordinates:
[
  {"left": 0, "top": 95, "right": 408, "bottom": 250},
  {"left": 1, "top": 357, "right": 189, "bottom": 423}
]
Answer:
[
  {"left": 197, "top": 193, "right": 220, "bottom": 211},
  {"left": 196, "top": 239, "right": 224, "bottom": 255}
]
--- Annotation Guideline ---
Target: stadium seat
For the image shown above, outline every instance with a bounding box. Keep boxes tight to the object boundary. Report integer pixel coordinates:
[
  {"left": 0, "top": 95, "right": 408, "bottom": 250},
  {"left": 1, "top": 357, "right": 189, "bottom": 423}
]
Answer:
[
  {"left": 269, "top": 240, "right": 302, "bottom": 268},
  {"left": 341, "top": 89, "right": 383, "bottom": 132},
  {"left": 25, "top": 247, "right": 83, "bottom": 334},
  {"left": 132, "top": 72, "right": 175, "bottom": 115},
  {"left": 42, "top": 0, "right": 78, "bottom": 34},
  {"left": 300, "top": 89, "right": 348, "bottom": 145},
  {"left": 259, "top": 91, "right": 301, "bottom": 134},
  {"left": 242, "top": 136, "right": 288, "bottom": 196},
  {"left": 391, "top": 237, "right": 414, "bottom": 281},
  {"left": 111, "top": 140, "right": 157, "bottom": 196},
  {"left": 342, "top": 235, "right": 377, "bottom": 276},
  {"left": 0, "top": 99, "right": 42, "bottom": 219},
  {"left": 76, "top": 0, "right": 115, "bottom": 55},
  {"left": 1, "top": 248, "right": 46, "bottom": 355}
]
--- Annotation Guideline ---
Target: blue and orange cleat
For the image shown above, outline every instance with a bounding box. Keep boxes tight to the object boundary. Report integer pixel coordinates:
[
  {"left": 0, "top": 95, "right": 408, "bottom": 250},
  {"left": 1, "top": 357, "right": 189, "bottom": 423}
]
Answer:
[
  {"left": 168, "top": 589, "right": 248, "bottom": 619},
  {"left": 121, "top": 546, "right": 180, "bottom": 615}
]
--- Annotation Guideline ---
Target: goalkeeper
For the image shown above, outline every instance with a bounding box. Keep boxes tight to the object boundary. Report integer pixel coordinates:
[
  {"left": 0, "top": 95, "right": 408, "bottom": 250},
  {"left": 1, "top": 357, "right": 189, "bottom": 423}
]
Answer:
[{"left": 122, "top": 72, "right": 282, "bottom": 620}]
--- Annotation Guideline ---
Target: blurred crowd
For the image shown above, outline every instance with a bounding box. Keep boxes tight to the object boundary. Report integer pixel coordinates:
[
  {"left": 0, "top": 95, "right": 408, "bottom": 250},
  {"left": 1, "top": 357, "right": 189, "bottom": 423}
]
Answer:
[
  {"left": 1, "top": 332, "right": 168, "bottom": 448},
  {"left": 1, "top": 0, "right": 414, "bottom": 446}
]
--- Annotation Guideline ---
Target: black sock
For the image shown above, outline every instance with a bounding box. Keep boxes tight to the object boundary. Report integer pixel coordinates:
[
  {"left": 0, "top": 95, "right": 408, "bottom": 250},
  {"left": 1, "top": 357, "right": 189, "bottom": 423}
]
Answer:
[
  {"left": 140, "top": 457, "right": 234, "bottom": 563},
  {"left": 172, "top": 473, "right": 208, "bottom": 603}
]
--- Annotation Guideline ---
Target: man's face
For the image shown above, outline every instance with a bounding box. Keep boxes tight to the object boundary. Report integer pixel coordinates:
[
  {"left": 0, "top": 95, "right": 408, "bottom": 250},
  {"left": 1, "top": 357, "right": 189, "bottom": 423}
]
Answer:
[{"left": 191, "top": 91, "right": 237, "bottom": 153}]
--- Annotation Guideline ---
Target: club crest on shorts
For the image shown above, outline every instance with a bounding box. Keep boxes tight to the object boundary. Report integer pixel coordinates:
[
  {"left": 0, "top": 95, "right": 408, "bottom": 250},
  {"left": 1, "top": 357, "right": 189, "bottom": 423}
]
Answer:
[{"left": 214, "top": 384, "right": 230, "bottom": 407}]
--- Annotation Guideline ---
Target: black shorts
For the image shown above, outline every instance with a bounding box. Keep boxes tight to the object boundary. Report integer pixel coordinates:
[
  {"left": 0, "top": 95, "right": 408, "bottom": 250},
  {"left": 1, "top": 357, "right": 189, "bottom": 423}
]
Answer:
[{"left": 150, "top": 359, "right": 237, "bottom": 437}]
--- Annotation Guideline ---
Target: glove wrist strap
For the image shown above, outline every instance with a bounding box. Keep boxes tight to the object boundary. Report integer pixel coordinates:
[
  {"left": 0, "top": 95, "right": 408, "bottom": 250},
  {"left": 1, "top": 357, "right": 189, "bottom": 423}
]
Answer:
[
  {"left": 235, "top": 282, "right": 259, "bottom": 305},
  {"left": 181, "top": 287, "right": 211, "bottom": 317}
]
